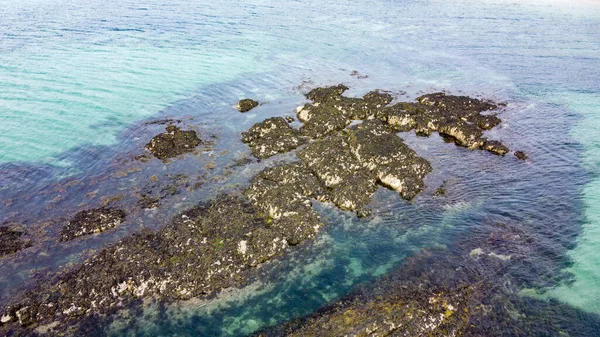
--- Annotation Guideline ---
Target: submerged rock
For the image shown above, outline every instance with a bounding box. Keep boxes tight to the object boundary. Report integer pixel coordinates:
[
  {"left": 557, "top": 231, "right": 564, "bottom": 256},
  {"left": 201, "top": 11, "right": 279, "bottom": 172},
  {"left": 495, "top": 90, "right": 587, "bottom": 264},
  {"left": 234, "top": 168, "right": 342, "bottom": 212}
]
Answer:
[
  {"left": 236, "top": 99, "right": 259, "bottom": 112},
  {"left": 60, "top": 207, "right": 126, "bottom": 241},
  {"left": 242, "top": 117, "right": 305, "bottom": 159},
  {"left": 145, "top": 125, "right": 201, "bottom": 160},
  {"left": 0, "top": 225, "right": 32, "bottom": 257},
  {"left": 254, "top": 223, "right": 599, "bottom": 337}
]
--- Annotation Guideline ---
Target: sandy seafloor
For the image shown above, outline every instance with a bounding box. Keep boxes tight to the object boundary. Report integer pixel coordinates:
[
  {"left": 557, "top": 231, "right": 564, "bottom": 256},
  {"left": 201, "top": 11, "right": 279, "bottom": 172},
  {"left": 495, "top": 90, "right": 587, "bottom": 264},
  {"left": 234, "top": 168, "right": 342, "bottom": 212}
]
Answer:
[{"left": 0, "top": 0, "right": 599, "bottom": 335}]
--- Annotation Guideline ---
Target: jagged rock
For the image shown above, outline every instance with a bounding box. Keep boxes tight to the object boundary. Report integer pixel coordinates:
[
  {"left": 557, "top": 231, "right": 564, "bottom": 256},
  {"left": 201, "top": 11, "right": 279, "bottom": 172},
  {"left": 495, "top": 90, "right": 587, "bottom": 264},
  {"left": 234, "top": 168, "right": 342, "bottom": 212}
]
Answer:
[
  {"left": 297, "top": 135, "right": 378, "bottom": 211},
  {"left": 245, "top": 163, "right": 326, "bottom": 245},
  {"left": 236, "top": 99, "right": 259, "bottom": 112},
  {"left": 60, "top": 207, "right": 126, "bottom": 241},
  {"left": 375, "top": 92, "right": 508, "bottom": 153},
  {"left": 0, "top": 225, "right": 32, "bottom": 257},
  {"left": 297, "top": 104, "right": 350, "bottom": 138},
  {"left": 348, "top": 120, "right": 432, "bottom": 200},
  {"left": 362, "top": 90, "right": 394, "bottom": 106},
  {"left": 145, "top": 125, "right": 201, "bottom": 160},
  {"left": 242, "top": 117, "right": 305, "bottom": 159}
]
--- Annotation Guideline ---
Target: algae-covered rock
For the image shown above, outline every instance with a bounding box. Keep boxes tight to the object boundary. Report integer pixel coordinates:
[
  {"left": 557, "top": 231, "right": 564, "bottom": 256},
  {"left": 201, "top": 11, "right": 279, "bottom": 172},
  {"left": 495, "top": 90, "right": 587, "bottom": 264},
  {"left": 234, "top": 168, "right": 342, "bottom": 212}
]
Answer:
[
  {"left": 236, "top": 99, "right": 259, "bottom": 112},
  {"left": 0, "top": 195, "right": 308, "bottom": 332},
  {"left": 348, "top": 120, "right": 432, "bottom": 200},
  {"left": 245, "top": 162, "right": 326, "bottom": 245},
  {"left": 375, "top": 92, "right": 508, "bottom": 154},
  {"left": 60, "top": 207, "right": 126, "bottom": 241},
  {"left": 362, "top": 89, "right": 394, "bottom": 106},
  {"left": 242, "top": 117, "right": 305, "bottom": 159},
  {"left": 145, "top": 125, "right": 201, "bottom": 160},
  {"left": 305, "top": 84, "right": 348, "bottom": 103},
  {"left": 297, "top": 135, "right": 378, "bottom": 212},
  {"left": 296, "top": 104, "right": 350, "bottom": 138},
  {"left": 0, "top": 225, "right": 32, "bottom": 257}
]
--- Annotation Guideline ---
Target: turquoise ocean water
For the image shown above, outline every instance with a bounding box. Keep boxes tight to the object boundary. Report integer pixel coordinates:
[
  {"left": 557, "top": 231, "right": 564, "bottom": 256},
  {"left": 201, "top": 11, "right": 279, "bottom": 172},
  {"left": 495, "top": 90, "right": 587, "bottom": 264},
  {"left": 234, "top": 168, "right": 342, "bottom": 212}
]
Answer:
[{"left": 0, "top": 0, "right": 599, "bottom": 335}]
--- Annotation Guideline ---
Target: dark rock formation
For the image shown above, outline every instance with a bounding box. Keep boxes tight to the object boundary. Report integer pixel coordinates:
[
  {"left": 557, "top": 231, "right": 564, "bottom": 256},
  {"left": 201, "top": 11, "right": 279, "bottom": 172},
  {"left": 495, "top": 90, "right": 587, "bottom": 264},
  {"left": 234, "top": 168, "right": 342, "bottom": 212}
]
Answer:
[
  {"left": 0, "top": 195, "right": 323, "bottom": 333},
  {"left": 145, "top": 125, "right": 201, "bottom": 160},
  {"left": 0, "top": 84, "right": 517, "bottom": 335},
  {"left": 376, "top": 92, "right": 507, "bottom": 154},
  {"left": 60, "top": 207, "right": 126, "bottom": 241},
  {"left": 297, "top": 104, "right": 350, "bottom": 138},
  {"left": 242, "top": 117, "right": 305, "bottom": 159},
  {"left": 347, "top": 120, "right": 432, "bottom": 200},
  {"left": 305, "top": 84, "right": 349, "bottom": 103},
  {"left": 245, "top": 163, "right": 327, "bottom": 246},
  {"left": 0, "top": 225, "right": 32, "bottom": 257},
  {"left": 236, "top": 99, "right": 259, "bottom": 113},
  {"left": 515, "top": 151, "right": 528, "bottom": 160}
]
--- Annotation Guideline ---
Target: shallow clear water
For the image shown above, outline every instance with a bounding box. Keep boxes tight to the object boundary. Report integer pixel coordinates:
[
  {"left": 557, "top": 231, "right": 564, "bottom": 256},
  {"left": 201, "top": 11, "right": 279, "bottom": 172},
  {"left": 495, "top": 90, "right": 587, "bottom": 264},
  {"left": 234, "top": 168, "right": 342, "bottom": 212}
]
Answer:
[{"left": 0, "top": 0, "right": 599, "bottom": 335}]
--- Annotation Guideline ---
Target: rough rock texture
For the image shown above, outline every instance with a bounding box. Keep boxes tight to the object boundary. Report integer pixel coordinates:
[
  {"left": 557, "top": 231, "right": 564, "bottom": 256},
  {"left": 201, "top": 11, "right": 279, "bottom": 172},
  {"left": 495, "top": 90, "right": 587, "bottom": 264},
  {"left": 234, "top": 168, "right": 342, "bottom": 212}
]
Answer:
[
  {"left": 145, "top": 125, "right": 201, "bottom": 160},
  {"left": 245, "top": 163, "right": 327, "bottom": 245},
  {"left": 60, "top": 207, "right": 126, "bottom": 241},
  {"left": 296, "top": 104, "right": 350, "bottom": 139},
  {"left": 242, "top": 117, "right": 305, "bottom": 159},
  {"left": 0, "top": 84, "right": 516, "bottom": 335},
  {"left": 236, "top": 99, "right": 259, "bottom": 113},
  {"left": 348, "top": 120, "right": 432, "bottom": 200},
  {"left": 376, "top": 92, "right": 507, "bottom": 154},
  {"left": 0, "top": 225, "right": 32, "bottom": 257},
  {"left": 297, "top": 135, "right": 378, "bottom": 212},
  {"left": 0, "top": 195, "right": 321, "bottom": 333},
  {"left": 305, "top": 84, "right": 349, "bottom": 103}
]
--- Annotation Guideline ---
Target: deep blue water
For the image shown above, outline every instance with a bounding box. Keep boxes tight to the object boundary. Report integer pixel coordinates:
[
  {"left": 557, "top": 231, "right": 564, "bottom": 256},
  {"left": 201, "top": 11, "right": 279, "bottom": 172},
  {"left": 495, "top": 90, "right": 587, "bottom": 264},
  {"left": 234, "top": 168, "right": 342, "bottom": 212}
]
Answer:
[{"left": 0, "top": 0, "right": 599, "bottom": 335}]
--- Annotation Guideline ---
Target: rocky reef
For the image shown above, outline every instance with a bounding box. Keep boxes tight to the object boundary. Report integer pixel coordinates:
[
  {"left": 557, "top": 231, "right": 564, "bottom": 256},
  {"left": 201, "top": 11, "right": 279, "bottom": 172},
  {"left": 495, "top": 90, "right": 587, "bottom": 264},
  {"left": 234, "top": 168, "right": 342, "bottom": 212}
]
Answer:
[
  {"left": 0, "top": 84, "right": 516, "bottom": 335},
  {"left": 236, "top": 99, "right": 260, "bottom": 113},
  {"left": 145, "top": 125, "right": 201, "bottom": 160},
  {"left": 242, "top": 84, "right": 507, "bottom": 214},
  {"left": 59, "top": 207, "right": 126, "bottom": 241},
  {"left": 0, "top": 225, "right": 32, "bottom": 257},
  {"left": 0, "top": 195, "right": 326, "bottom": 334}
]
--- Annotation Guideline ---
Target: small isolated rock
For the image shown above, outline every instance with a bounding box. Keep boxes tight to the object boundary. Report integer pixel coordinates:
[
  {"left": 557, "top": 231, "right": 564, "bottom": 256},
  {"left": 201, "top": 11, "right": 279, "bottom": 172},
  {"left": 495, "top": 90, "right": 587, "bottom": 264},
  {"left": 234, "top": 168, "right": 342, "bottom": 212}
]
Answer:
[
  {"left": 241, "top": 117, "right": 305, "bottom": 159},
  {"left": 236, "top": 99, "right": 259, "bottom": 113},
  {"left": 305, "top": 84, "right": 349, "bottom": 103},
  {"left": 145, "top": 125, "right": 201, "bottom": 160},
  {"left": 60, "top": 207, "right": 126, "bottom": 241},
  {"left": 515, "top": 151, "right": 528, "bottom": 160}
]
